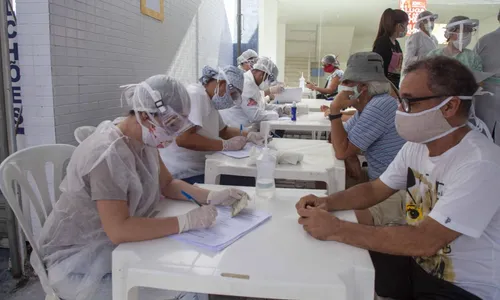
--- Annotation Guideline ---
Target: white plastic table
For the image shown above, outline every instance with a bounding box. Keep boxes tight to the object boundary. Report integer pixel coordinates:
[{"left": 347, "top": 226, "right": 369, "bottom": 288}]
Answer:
[
  {"left": 205, "top": 139, "right": 345, "bottom": 193},
  {"left": 260, "top": 112, "right": 331, "bottom": 140},
  {"left": 300, "top": 98, "right": 331, "bottom": 112},
  {"left": 112, "top": 185, "right": 375, "bottom": 300}
]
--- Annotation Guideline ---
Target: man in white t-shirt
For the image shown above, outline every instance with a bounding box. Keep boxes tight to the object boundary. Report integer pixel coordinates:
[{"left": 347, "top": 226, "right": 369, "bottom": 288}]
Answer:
[{"left": 296, "top": 56, "right": 500, "bottom": 299}]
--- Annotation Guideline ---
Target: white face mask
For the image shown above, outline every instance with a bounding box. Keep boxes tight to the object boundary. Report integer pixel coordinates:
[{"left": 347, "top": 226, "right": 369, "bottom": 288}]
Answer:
[
  {"left": 424, "top": 22, "right": 434, "bottom": 33},
  {"left": 451, "top": 32, "right": 472, "bottom": 51},
  {"left": 141, "top": 120, "right": 174, "bottom": 148},
  {"left": 259, "top": 78, "right": 270, "bottom": 91},
  {"left": 338, "top": 85, "right": 363, "bottom": 100}
]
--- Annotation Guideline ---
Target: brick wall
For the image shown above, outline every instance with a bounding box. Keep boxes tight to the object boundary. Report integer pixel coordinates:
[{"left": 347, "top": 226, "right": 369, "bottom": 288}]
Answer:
[{"left": 16, "top": 0, "right": 233, "bottom": 146}]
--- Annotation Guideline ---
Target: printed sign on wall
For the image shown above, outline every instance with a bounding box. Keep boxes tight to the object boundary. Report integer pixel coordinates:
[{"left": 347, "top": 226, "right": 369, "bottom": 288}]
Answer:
[{"left": 400, "top": 0, "right": 427, "bottom": 36}]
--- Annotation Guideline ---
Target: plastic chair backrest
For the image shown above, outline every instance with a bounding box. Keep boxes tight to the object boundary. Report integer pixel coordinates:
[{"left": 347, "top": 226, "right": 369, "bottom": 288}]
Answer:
[
  {"left": 74, "top": 126, "right": 96, "bottom": 144},
  {"left": 0, "top": 144, "right": 76, "bottom": 299}
]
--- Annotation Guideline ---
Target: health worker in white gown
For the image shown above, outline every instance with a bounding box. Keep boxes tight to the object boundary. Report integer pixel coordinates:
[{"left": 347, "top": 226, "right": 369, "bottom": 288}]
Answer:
[
  {"left": 33, "top": 75, "right": 250, "bottom": 300},
  {"left": 403, "top": 11, "right": 439, "bottom": 71},
  {"left": 159, "top": 65, "right": 267, "bottom": 184}
]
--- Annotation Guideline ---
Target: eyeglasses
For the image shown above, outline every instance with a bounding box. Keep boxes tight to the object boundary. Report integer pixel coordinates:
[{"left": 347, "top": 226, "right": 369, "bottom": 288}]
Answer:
[{"left": 398, "top": 95, "right": 450, "bottom": 113}]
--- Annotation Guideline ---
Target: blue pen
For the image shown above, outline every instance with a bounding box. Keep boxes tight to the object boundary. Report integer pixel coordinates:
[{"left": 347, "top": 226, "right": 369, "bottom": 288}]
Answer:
[
  {"left": 181, "top": 191, "right": 202, "bottom": 207},
  {"left": 240, "top": 124, "right": 243, "bottom": 135}
]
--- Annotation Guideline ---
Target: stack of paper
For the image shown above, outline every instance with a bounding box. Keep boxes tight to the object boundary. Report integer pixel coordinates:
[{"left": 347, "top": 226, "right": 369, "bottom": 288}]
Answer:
[{"left": 172, "top": 207, "right": 271, "bottom": 252}]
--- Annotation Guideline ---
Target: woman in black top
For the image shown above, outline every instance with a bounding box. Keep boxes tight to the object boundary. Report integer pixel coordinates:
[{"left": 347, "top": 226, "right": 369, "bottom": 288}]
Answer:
[{"left": 372, "top": 8, "right": 409, "bottom": 88}]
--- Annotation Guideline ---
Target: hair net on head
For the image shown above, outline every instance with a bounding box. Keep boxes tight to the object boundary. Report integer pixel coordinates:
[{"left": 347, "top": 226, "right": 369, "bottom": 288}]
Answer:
[
  {"left": 237, "top": 49, "right": 259, "bottom": 65},
  {"left": 221, "top": 65, "right": 245, "bottom": 93},
  {"left": 120, "top": 75, "right": 193, "bottom": 134},
  {"left": 253, "top": 57, "right": 279, "bottom": 83},
  {"left": 199, "top": 66, "right": 220, "bottom": 85},
  {"left": 416, "top": 11, "right": 438, "bottom": 27},
  {"left": 321, "top": 54, "right": 340, "bottom": 67}
]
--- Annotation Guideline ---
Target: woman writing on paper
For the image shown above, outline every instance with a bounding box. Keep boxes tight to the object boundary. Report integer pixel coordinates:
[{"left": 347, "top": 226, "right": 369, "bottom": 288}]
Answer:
[
  {"left": 160, "top": 66, "right": 266, "bottom": 184},
  {"left": 33, "top": 75, "right": 250, "bottom": 300}
]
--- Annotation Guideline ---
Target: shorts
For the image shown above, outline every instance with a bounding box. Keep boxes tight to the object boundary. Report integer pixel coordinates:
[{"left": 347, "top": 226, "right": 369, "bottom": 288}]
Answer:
[{"left": 346, "top": 169, "right": 405, "bottom": 226}]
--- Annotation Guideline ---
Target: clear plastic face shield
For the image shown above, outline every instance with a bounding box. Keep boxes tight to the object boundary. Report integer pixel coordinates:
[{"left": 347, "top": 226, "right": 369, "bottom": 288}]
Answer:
[
  {"left": 446, "top": 19, "right": 479, "bottom": 52},
  {"left": 417, "top": 14, "right": 438, "bottom": 34},
  {"left": 120, "top": 82, "right": 194, "bottom": 147}
]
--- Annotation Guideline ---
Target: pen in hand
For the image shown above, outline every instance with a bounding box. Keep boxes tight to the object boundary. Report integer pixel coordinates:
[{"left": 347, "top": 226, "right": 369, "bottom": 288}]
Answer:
[
  {"left": 181, "top": 190, "right": 202, "bottom": 207},
  {"left": 240, "top": 124, "right": 243, "bottom": 136}
]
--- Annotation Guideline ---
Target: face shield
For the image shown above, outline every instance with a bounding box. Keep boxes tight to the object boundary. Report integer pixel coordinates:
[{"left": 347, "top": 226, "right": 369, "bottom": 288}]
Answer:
[
  {"left": 416, "top": 13, "right": 438, "bottom": 33},
  {"left": 445, "top": 18, "right": 479, "bottom": 52},
  {"left": 120, "top": 79, "right": 194, "bottom": 147}
]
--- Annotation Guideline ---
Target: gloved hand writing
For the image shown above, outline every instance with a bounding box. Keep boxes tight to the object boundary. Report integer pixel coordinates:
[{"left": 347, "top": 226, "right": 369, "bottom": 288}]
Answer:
[
  {"left": 207, "top": 188, "right": 250, "bottom": 206},
  {"left": 222, "top": 136, "right": 247, "bottom": 151},
  {"left": 282, "top": 105, "right": 292, "bottom": 116},
  {"left": 177, "top": 205, "right": 217, "bottom": 233}
]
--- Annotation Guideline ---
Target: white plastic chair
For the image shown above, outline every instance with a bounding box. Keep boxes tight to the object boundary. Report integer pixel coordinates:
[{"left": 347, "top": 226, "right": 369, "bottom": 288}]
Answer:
[
  {"left": 74, "top": 126, "right": 96, "bottom": 144},
  {"left": 0, "top": 144, "right": 76, "bottom": 300}
]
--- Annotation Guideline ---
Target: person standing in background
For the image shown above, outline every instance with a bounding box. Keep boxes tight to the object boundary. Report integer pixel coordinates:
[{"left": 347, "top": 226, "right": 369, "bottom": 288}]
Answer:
[
  {"left": 474, "top": 9, "right": 500, "bottom": 145},
  {"left": 403, "top": 11, "right": 439, "bottom": 71},
  {"left": 373, "top": 8, "right": 409, "bottom": 88},
  {"left": 427, "top": 16, "right": 482, "bottom": 72}
]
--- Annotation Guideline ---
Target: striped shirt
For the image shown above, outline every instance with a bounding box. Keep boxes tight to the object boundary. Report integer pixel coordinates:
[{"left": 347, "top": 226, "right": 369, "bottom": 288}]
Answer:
[{"left": 344, "top": 94, "right": 405, "bottom": 180}]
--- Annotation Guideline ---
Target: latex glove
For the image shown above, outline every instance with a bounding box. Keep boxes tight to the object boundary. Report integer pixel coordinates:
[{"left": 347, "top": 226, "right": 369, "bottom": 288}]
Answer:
[
  {"left": 207, "top": 188, "right": 250, "bottom": 206},
  {"left": 247, "top": 131, "right": 267, "bottom": 146},
  {"left": 222, "top": 136, "right": 247, "bottom": 151},
  {"left": 282, "top": 105, "right": 292, "bottom": 116},
  {"left": 177, "top": 205, "right": 217, "bottom": 233},
  {"left": 269, "top": 83, "right": 285, "bottom": 95}
]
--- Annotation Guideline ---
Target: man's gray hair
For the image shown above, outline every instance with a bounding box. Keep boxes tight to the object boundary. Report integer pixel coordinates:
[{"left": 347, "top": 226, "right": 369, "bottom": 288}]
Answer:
[{"left": 366, "top": 81, "right": 391, "bottom": 96}]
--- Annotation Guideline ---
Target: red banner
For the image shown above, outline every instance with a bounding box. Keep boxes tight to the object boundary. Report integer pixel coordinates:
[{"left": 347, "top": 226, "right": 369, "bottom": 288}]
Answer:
[{"left": 400, "top": 0, "right": 427, "bottom": 36}]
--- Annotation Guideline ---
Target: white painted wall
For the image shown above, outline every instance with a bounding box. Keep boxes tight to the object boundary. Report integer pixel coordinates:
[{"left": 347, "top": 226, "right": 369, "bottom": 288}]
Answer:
[
  {"left": 258, "top": 0, "right": 278, "bottom": 61},
  {"left": 276, "top": 23, "right": 286, "bottom": 82},
  {"left": 16, "top": 0, "right": 233, "bottom": 146}
]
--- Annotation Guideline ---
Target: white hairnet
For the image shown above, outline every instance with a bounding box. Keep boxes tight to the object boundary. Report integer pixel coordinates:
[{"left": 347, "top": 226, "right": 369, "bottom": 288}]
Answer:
[
  {"left": 321, "top": 54, "right": 340, "bottom": 67},
  {"left": 199, "top": 65, "right": 244, "bottom": 93},
  {"left": 253, "top": 57, "right": 279, "bottom": 83},
  {"left": 237, "top": 49, "right": 259, "bottom": 65}
]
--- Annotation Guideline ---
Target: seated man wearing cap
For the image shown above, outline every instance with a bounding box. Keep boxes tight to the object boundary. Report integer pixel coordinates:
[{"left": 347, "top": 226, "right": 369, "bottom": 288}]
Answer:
[
  {"left": 328, "top": 52, "right": 406, "bottom": 226},
  {"left": 297, "top": 56, "right": 500, "bottom": 299}
]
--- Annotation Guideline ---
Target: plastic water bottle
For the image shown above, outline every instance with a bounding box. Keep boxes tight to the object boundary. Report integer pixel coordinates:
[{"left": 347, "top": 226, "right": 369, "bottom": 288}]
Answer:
[
  {"left": 256, "top": 148, "right": 276, "bottom": 200},
  {"left": 299, "top": 72, "right": 306, "bottom": 92},
  {"left": 291, "top": 101, "right": 297, "bottom": 121}
]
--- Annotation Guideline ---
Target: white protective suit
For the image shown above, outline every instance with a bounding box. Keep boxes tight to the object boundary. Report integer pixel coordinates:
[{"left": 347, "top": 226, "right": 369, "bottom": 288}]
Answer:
[
  {"left": 219, "top": 71, "right": 279, "bottom": 131},
  {"left": 160, "top": 83, "right": 226, "bottom": 179},
  {"left": 403, "top": 30, "right": 439, "bottom": 71},
  {"left": 33, "top": 76, "right": 206, "bottom": 300},
  {"left": 474, "top": 26, "right": 500, "bottom": 145}
]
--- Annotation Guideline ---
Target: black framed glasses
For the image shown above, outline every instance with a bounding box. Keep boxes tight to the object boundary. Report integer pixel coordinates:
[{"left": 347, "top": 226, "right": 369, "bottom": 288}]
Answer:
[{"left": 398, "top": 95, "right": 450, "bottom": 113}]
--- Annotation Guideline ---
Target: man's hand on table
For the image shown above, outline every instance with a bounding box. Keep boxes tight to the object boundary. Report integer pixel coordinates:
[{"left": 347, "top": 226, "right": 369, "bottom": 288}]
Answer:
[
  {"left": 297, "top": 207, "right": 342, "bottom": 241},
  {"left": 296, "top": 194, "right": 329, "bottom": 210}
]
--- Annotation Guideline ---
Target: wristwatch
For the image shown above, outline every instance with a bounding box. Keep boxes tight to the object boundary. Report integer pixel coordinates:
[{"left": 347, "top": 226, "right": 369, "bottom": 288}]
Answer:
[{"left": 328, "top": 113, "right": 342, "bottom": 121}]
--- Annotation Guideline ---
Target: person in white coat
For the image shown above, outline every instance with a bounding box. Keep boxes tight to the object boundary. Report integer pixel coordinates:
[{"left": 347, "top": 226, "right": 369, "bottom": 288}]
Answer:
[
  {"left": 237, "top": 49, "right": 259, "bottom": 71},
  {"left": 403, "top": 11, "right": 439, "bottom": 71},
  {"left": 160, "top": 66, "right": 266, "bottom": 184},
  {"left": 220, "top": 57, "right": 289, "bottom": 132},
  {"left": 474, "top": 9, "right": 500, "bottom": 145}
]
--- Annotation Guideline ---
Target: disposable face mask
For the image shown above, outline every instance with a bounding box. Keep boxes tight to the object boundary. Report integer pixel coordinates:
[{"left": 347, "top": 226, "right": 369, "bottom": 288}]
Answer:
[
  {"left": 395, "top": 97, "right": 466, "bottom": 144},
  {"left": 259, "top": 78, "right": 270, "bottom": 91},
  {"left": 399, "top": 25, "right": 408, "bottom": 38},
  {"left": 424, "top": 22, "right": 434, "bottom": 33},
  {"left": 212, "top": 92, "right": 234, "bottom": 110},
  {"left": 452, "top": 32, "right": 472, "bottom": 50},
  {"left": 323, "top": 65, "right": 335, "bottom": 73},
  {"left": 142, "top": 120, "right": 174, "bottom": 148},
  {"left": 338, "top": 85, "right": 363, "bottom": 100}
]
